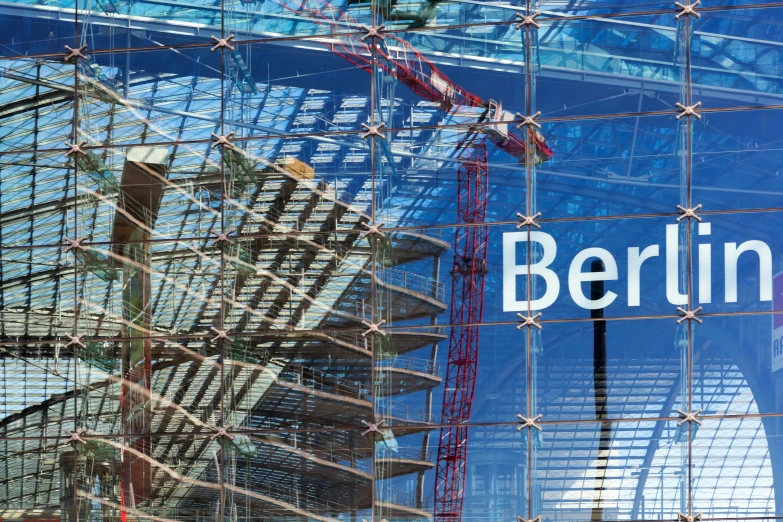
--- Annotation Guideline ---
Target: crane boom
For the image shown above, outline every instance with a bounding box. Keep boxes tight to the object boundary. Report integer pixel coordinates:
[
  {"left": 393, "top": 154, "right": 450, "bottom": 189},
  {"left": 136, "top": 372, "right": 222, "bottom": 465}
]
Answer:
[{"left": 268, "top": 0, "right": 553, "bottom": 164}]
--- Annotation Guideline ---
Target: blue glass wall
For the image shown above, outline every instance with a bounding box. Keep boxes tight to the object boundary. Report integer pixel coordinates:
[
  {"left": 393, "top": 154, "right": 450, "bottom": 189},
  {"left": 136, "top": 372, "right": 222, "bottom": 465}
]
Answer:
[{"left": 0, "top": 0, "right": 780, "bottom": 521}]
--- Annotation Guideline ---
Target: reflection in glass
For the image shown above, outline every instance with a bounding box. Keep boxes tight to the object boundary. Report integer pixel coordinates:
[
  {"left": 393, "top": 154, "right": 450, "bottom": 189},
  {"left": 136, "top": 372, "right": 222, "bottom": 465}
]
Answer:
[{"left": 0, "top": 0, "right": 781, "bottom": 519}]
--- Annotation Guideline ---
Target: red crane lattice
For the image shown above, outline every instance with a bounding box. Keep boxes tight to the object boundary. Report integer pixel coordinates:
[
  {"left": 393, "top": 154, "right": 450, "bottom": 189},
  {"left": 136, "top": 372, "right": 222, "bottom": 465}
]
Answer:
[{"left": 435, "top": 133, "right": 489, "bottom": 520}]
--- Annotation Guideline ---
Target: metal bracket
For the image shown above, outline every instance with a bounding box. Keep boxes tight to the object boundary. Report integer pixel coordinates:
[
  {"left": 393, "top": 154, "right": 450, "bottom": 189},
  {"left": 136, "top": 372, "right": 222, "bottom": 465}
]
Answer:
[
  {"left": 210, "top": 327, "right": 234, "bottom": 343},
  {"left": 514, "top": 12, "right": 541, "bottom": 29},
  {"left": 211, "top": 131, "right": 235, "bottom": 149},
  {"left": 361, "top": 122, "right": 386, "bottom": 140},
  {"left": 675, "top": 0, "right": 700, "bottom": 18},
  {"left": 676, "top": 204, "right": 702, "bottom": 222},
  {"left": 677, "top": 408, "right": 703, "bottom": 426},
  {"left": 677, "top": 306, "right": 703, "bottom": 324},
  {"left": 64, "top": 44, "right": 88, "bottom": 63},
  {"left": 676, "top": 101, "right": 702, "bottom": 120},
  {"left": 361, "top": 419, "right": 385, "bottom": 436},
  {"left": 516, "top": 212, "right": 542, "bottom": 230},
  {"left": 211, "top": 34, "right": 236, "bottom": 52},
  {"left": 210, "top": 229, "right": 236, "bottom": 247},
  {"left": 515, "top": 110, "right": 542, "bottom": 130},
  {"left": 210, "top": 425, "right": 235, "bottom": 441},
  {"left": 516, "top": 312, "right": 543, "bottom": 330},
  {"left": 64, "top": 237, "right": 89, "bottom": 254},
  {"left": 64, "top": 334, "right": 86, "bottom": 349},
  {"left": 65, "top": 428, "right": 88, "bottom": 446},
  {"left": 517, "top": 517, "right": 542, "bottom": 522},
  {"left": 64, "top": 141, "right": 87, "bottom": 158},
  {"left": 361, "top": 24, "right": 386, "bottom": 41},
  {"left": 516, "top": 413, "right": 543, "bottom": 432},
  {"left": 361, "top": 319, "right": 386, "bottom": 337},
  {"left": 361, "top": 221, "right": 386, "bottom": 238},
  {"left": 678, "top": 513, "right": 702, "bottom": 522}
]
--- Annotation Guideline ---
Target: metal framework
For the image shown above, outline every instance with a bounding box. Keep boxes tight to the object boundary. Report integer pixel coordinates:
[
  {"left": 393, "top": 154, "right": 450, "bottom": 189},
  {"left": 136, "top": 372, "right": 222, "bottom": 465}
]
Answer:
[
  {"left": 434, "top": 133, "right": 489, "bottom": 521},
  {"left": 0, "top": 0, "right": 780, "bottom": 520}
]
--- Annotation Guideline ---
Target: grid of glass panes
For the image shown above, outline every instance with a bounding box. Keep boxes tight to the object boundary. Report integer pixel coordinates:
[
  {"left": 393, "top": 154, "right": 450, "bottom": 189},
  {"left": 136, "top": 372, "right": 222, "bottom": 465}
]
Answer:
[{"left": 0, "top": 0, "right": 781, "bottom": 520}]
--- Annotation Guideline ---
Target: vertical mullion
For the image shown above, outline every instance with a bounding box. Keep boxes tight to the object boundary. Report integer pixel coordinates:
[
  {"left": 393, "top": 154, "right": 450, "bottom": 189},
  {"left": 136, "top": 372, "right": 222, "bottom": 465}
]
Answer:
[
  {"left": 71, "top": 0, "right": 81, "bottom": 520},
  {"left": 369, "top": 0, "right": 378, "bottom": 517},
  {"left": 219, "top": 1, "right": 228, "bottom": 519},
  {"left": 523, "top": 0, "right": 534, "bottom": 519},
  {"left": 684, "top": 10, "right": 695, "bottom": 519}
]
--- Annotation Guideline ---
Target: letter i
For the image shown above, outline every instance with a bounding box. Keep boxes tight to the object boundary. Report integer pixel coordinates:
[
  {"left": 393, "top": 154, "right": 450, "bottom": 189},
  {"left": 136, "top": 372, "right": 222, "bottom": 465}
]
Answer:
[{"left": 698, "top": 222, "right": 712, "bottom": 304}]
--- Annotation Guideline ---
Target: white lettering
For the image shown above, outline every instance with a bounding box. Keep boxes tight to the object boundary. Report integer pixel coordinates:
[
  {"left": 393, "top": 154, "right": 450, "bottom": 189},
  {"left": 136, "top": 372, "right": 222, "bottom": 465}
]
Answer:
[
  {"left": 568, "top": 248, "right": 618, "bottom": 309},
  {"left": 666, "top": 224, "right": 688, "bottom": 305},
  {"left": 698, "top": 222, "right": 712, "bottom": 304},
  {"left": 500, "top": 222, "right": 774, "bottom": 311},
  {"left": 724, "top": 240, "right": 772, "bottom": 303},
  {"left": 502, "top": 231, "right": 560, "bottom": 311},
  {"left": 628, "top": 245, "right": 659, "bottom": 307}
]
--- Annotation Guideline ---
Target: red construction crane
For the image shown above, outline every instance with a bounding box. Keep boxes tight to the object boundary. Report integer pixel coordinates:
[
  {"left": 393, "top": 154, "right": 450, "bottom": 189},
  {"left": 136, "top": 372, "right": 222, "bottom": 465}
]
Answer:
[
  {"left": 261, "top": 4, "right": 553, "bottom": 520},
  {"left": 435, "top": 127, "right": 489, "bottom": 521}
]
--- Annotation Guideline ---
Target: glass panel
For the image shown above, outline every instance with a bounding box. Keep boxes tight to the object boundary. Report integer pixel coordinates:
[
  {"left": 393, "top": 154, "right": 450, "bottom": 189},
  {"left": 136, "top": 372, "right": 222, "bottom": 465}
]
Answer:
[
  {"left": 375, "top": 425, "right": 529, "bottom": 522},
  {"left": 372, "top": 316, "right": 525, "bottom": 426},
  {"left": 75, "top": 144, "right": 218, "bottom": 245},
  {"left": 223, "top": 334, "right": 371, "bottom": 430},
  {"left": 372, "top": 221, "right": 444, "bottom": 429},
  {"left": 221, "top": 229, "right": 373, "bottom": 332},
  {"left": 375, "top": 426, "right": 436, "bottom": 520},
  {"left": 535, "top": 117, "right": 684, "bottom": 219},
  {"left": 370, "top": 115, "right": 684, "bottom": 228},
  {"left": 535, "top": 15, "right": 681, "bottom": 119},
  {"left": 0, "top": 245, "right": 75, "bottom": 337},
  {"left": 536, "top": 319, "right": 685, "bottom": 423},
  {"left": 686, "top": 211, "right": 780, "bottom": 315},
  {"left": 0, "top": 436, "right": 73, "bottom": 518},
  {"left": 221, "top": 134, "right": 374, "bottom": 235},
  {"left": 73, "top": 237, "right": 220, "bottom": 336},
  {"left": 72, "top": 433, "right": 221, "bottom": 521},
  {"left": 536, "top": 418, "right": 688, "bottom": 520},
  {"left": 693, "top": 109, "right": 783, "bottom": 211},
  {"left": 693, "top": 313, "right": 783, "bottom": 417},
  {"left": 691, "top": 416, "right": 776, "bottom": 518},
  {"left": 394, "top": 22, "right": 525, "bottom": 82},
  {"left": 693, "top": 6, "right": 783, "bottom": 103},
  {"left": 522, "top": 216, "right": 682, "bottom": 320},
  {"left": 0, "top": 151, "right": 77, "bottom": 248},
  {"left": 0, "top": 343, "right": 78, "bottom": 438},
  {"left": 78, "top": 46, "right": 221, "bottom": 148},
  {"left": 223, "top": 40, "right": 374, "bottom": 137},
  {"left": 227, "top": 429, "right": 371, "bottom": 520},
  {"left": 0, "top": 3, "right": 76, "bottom": 57},
  {"left": 78, "top": 335, "right": 227, "bottom": 437},
  {"left": 0, "top": 59, "right": 75, "bottom": 155}
]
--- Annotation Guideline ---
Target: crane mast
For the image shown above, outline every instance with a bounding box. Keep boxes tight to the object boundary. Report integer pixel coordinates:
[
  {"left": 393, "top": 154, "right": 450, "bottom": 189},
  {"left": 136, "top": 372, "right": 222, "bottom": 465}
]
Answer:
[{"left": 434, "top": 130, "right": 489, "bottom": 521}]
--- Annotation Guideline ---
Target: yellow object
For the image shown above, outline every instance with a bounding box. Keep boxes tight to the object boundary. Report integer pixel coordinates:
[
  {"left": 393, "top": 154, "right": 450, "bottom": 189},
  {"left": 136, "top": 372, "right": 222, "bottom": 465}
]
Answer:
[{"left": 275, "top": 156, "right": 314, "bottom": 180}]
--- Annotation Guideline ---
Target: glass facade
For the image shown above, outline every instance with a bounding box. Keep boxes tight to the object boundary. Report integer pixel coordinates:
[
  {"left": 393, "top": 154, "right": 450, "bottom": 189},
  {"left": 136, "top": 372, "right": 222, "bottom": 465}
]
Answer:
[{"left": 0, "top": 0, "right": 781, "bottom": 521}]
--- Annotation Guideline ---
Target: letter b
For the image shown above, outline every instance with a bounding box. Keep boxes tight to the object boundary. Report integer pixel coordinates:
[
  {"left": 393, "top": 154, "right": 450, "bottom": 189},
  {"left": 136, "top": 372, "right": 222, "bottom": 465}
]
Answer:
[{"left": 503, "top": 231, "right": 560, "bottom": 312}]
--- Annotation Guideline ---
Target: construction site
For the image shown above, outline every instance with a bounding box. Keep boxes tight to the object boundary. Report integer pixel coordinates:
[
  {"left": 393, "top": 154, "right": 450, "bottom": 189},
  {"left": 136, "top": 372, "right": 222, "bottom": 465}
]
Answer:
[{"left": 0, "top": 0, "right": 783, "bottom": 521}]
